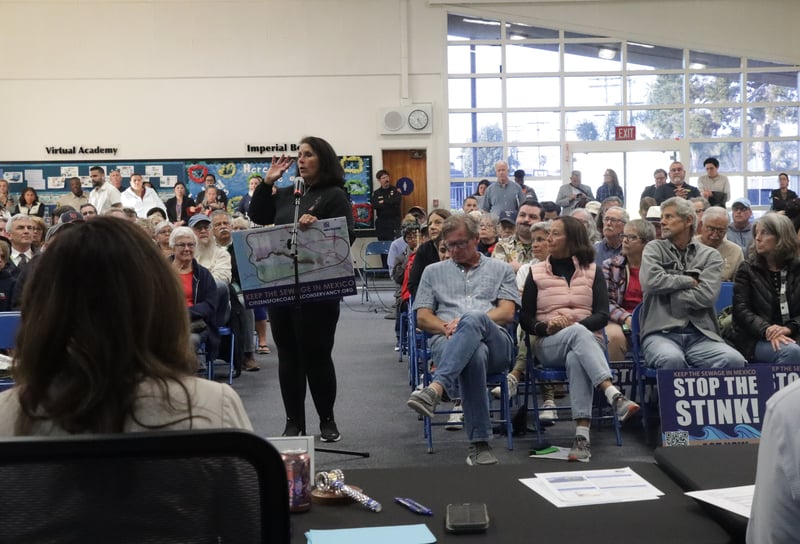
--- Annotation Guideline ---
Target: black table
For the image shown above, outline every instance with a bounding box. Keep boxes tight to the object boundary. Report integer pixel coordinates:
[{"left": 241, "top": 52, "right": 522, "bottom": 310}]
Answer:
[
  {"left": 655, "top": 444, "right": 759, "bottom": 543},
  {"left": 289, "top": 461, "right": 732, "bottom": 543}
]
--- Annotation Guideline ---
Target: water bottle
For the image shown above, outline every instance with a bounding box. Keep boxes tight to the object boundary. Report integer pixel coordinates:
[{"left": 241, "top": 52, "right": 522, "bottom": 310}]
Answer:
[{"left": 43, "top": 206, "right": 51, "bottom": 227}]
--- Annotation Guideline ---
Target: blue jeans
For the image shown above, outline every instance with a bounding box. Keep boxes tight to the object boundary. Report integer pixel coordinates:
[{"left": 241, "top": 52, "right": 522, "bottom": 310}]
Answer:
[
  {"left": 754, "top": 340, "right": 800, "bottom": 364},
  {"left": 534, "top": 324, "right": 611, "bottom": 420},
  {"left": 429, "top": 311, "right": 514, "bottom": 442},
  {"left": 642, "top": 325, "right": 746, "bottom": 369}
]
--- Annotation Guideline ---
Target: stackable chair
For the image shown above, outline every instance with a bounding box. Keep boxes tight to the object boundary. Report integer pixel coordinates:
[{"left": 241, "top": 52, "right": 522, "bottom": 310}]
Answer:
[
  {"left": 360, "top": 240, "right": 393, "bottom": 302},
  {"left": 0, "top": 311, "right": 20, "bottom": 392},
  {"left": 412, "top": 310, "right": 515, "bottom": 453},
  {"left": 0, "top": 430, "right": 290, "bottom": 543},
  {"left": 630, "top": 303, "right": 659, "bottom": 438},
  {"left": 200, "top": 283, "right": 235, "bottom": 384},
  {"left": 715, "top": 281, "right": 734, "bottom": 313},
  {"left": 523, "top": 330, "right": 623, "bottom": 448}
]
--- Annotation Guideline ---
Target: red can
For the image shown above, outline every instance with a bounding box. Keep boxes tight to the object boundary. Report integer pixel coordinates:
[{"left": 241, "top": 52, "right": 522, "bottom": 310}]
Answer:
[{"left": 281, "top": 449, "right": 311, "bottom": 513}]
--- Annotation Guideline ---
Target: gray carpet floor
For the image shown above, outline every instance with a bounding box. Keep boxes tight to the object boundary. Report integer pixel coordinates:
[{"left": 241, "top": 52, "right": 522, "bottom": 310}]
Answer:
[{"left": 230, "top": 287, "right": 659, "bottom": 472}]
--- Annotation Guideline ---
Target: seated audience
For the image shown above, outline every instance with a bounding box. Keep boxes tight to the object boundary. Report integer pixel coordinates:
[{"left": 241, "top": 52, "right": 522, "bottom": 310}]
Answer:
[
  {"left": 639, "top": 197, "right": 657, "bottom": 220},
  {"left": 0, "top": 240, "right": 15, "bottom": 311},
  {"left": 189, "top": 214, "right": 232, "bottom": 284},
  {"left": 477, "top": 212, "right": 499, "bottom": 256},
  {"left": 540, "top": 201, "right": 560, "bottom": 220},
  {"left": 0, "top": 218, "right": 250, "bottom": 436},
  {"left": 693, "top": 206, "right": 744, "bottom": 281},
  {"left": 727, "top": 197, "right": 754, "bottom": 252},
  {"left": 690, "top": 196, "right": 710, "bottom": 231},
  {"left": 594, "top": 206, "right": 628, "bottom": 267},
  {"left": 407, "top": 209, "right": 451, "bottom": 298},
  {"left": 165, "top": 182, "right": 196, "bottom": 226},
  {"left": 462, "top": 196, "right": 479, "bottom": 213},
  {"left": 29, "top": 216, "right": 45, "bottom": 253},
  {"left": 79, "top": 203, "right": 99, "bottom": 219},
  {"left": 154, "top": 220, "right": 174, "bottom": 258},
  {"left": 407, "top": 214, "right": 520, "bottom": 465},
  {"left": 494, "top": 200, "right": 542, "bottom": 273},
  {"left": 7, "top": 215, "right": 36, "bottom": 269},
  {"left": 639, "top": 197, "right": 746, "bottom": 370},
  {"left": 732, "top": 213, "right": 800, "bottom": 364},
  {"left": 571, "top": 207, "right": 601, "bottom": 244},
  {"left": 603, "top": 219, "right": 656, "bottom": 361},
  {"left": 12, "top": 187, "right": 45, "bottom": 218},
  {"left": 498, "top": 211, "right": 516, "bottom": 239},
  {"left": 520, "top": 216, "right": 639, "bottom": 462}
]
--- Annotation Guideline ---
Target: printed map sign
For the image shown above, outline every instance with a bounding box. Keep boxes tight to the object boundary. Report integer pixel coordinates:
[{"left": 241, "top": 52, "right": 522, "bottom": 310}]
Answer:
[
  {"left": 657, "top": 366, "right": 774, "bottom": 447},
  {"left": 232, "top": 216, "right": 356, "bottom": 308}
]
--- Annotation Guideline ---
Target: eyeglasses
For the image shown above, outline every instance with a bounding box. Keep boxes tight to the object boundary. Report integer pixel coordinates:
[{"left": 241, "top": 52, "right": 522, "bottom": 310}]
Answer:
[
  {"left": 173, "top": 242, "right": 196, "bottom": 249},
  {"left": 704, "top": 226, "right": 727, "bottom": 235},
  {"left": 603, "top": 217, "right": 625, "bottom": 224},
  {"left": 620, "top": 234, "right": 640, "bottom": 242},
  {"left": 444, "top": 239, "right": 471, "bottom": 250}
]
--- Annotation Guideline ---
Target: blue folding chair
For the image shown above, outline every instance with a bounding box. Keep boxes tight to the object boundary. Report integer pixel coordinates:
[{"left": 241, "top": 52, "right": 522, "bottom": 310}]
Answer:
[
  {"left": 715, "top": 281, "right": 734, "bottom": 314},
  {"left": 360, "top": 240, "right": 393, "bottom": 303},
  {"left": 630, "top": 303, "right": 659, "bottom": 439},
  {"left": 411, "top": 310, "right": 515, "bottom": 453},
  {"left": 0, "top": 311, "right": 20, "bottom": 392},
  {"left": 523, "top": 329, "right": 623, "bottom": 448}
]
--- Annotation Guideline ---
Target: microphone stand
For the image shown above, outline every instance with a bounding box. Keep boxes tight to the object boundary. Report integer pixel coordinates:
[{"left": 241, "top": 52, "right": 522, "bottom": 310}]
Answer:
[{"left": 289, "top": 184, "right": 369, "bottom": 459}]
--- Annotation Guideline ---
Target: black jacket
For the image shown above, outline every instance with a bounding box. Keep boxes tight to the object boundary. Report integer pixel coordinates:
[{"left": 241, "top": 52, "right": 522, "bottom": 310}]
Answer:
[
  {"left": 165, "top": 196, "right": 196, "bottom": 224},
  {"left": 732, "top": 257, "right": 800, "bottom": 359},
  {"left": 248, "top": 181, "right": 355, "bottom": 244}
]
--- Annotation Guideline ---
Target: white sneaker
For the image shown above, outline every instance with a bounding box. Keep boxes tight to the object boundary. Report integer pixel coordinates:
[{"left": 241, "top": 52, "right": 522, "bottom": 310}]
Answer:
[
  {"left": 539, "top": 399, "right": 558, "bottom": 424},
  {"left": 445, "top": 401, "right": 463, "bottom": 430},
  {"left": 491, "top": 373, "right": 519, "bottom": 399}
]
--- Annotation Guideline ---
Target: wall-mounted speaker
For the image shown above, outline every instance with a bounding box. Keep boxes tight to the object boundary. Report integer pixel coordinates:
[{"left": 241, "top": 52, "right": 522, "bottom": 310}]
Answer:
[{"left": 378, "top": 104, "right": 433, "bottom": 135}]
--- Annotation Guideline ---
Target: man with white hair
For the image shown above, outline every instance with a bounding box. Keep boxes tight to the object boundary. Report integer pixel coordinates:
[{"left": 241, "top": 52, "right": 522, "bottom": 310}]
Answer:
[
  {"left": 481, "top": 160, "right": 526, "bottom": 217},
  {"left": 639, "top": 197, "right": 745, "bottom": 370},
  {"left": 189, "top": 214, "right": 231, "bottom": 284},
  {"left": 7, "top": 215, "right": 35, "bottom": 268},
  {"left": 594, "top": 205, "right": 628, "bottom": 267},
  {"left": 693, "top": 206, "right": 744, "bottom": 281}
]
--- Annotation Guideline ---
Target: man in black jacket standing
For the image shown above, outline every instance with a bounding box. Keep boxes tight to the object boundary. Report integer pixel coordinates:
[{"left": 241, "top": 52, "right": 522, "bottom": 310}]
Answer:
[{"left": 372, "top": 169, "right": 402, "bottom": 241}]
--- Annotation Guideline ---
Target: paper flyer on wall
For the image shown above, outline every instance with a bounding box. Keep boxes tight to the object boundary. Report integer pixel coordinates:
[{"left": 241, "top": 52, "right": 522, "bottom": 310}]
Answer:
[{"left": 232, "top": 216, "right": 356, "bottom": 308}]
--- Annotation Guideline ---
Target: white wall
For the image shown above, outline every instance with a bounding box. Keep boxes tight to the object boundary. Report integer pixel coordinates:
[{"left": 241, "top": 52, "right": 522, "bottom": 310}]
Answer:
[{"left": 1, "top": 0, "right": 797, "bottom": 209}]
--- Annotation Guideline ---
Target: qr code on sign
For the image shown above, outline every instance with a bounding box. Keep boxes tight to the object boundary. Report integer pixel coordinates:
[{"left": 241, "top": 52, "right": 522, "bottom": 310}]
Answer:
[{"left": 664, "top": 430, "right": 689, "bottom": 447}]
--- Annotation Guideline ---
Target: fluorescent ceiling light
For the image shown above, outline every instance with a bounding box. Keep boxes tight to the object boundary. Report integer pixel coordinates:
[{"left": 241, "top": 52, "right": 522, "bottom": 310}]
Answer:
[
  {"left": 463, "top": 18, "right": 500, "bottom": 26},
  {"left": 627, "top": 41, "right": 655, "bottom": 49},
  {"left": 598, "top": 48, "right": 617, "bottom": 60}
]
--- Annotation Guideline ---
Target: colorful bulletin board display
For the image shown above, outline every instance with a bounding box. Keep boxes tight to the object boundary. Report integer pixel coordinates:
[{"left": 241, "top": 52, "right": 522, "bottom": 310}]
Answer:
[
  {"left": 657, "top": 366, "right": 774, "bottom": 447},
  {"left": 0, "top": 161, "right": 186, "bottom": 205},
  {"left": 340, "top": 155, "right": 373, "bottom": 230},
  {"left": 231, "top": 216, "right": 357, "bottom": 308}
]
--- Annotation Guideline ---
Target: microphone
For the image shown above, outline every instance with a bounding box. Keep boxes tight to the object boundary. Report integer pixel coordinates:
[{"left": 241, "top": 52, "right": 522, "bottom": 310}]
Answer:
[{"left": 293, "top": 176, "right": 304, "bottom": 198}]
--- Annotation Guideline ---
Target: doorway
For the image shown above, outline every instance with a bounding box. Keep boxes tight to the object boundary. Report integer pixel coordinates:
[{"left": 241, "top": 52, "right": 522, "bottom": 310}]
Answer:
[
  {"left": 380, "top": 149, "right": 428, "bottom": 217},
  {"left": 570, "top": 143, "right": 681, "bottom": 218}
]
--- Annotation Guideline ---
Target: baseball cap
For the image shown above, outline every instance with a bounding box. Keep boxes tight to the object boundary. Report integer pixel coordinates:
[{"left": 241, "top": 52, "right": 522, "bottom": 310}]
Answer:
[
  {"left": 732, "top": 197, "right": 752, "bottom": 209},
  {"left": 59, "top": 210, "right": 84, "bottom": 224},
  {"left": 407, "top": 206, "right": 426, "bottom": 219},
  {"left": 188, "top": 214, "right": 211, "bottom": 228},
  {"left": 646, "top": 206, "right": 662, "bottom": 222},
  {"left": 499, "top": 210, "right": 517, "bottom": 224},
  {"left": 584, "top": 201, "right": 602, "bottom": 217}
]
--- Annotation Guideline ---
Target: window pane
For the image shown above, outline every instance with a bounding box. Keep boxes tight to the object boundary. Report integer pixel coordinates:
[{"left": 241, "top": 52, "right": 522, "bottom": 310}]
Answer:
[
  {"left": 506, "top": 43, "right": 560, "bottom": 73},
  {"left": 689, "top": 108, "right": 742, "bottom": 138},
  {"left": 447, "top": 14, "right": 502, "bottom": 40},
  {"left": 630, "top": 109, "right": 684, "bottom": 139},
  {"left": 747, "top": 141, "right": 800, "bottom": 172},
  {"left": 689, "top": 142, "right": 742, "bottom": 172},
  {"left": 507, "top": 111, "right": 561, "bottom": 141},
  {"left": 565, "top": 76, "right": 622, "bottom": 107},
  {"left": 447, "top": 78, "right": 503, "bottom": 109},
  {"left": 507, "top": 24, "right": 558, "bottom": 40},
  {"left": 749, "top": 59, "right": 795, "bottom": 69},
  {"left": 689, "top": 50, "right": 741, "bottom": 69},
  {"left": 628, "top": 74, "right": 684, "bottom": 105},
  {"left": 747, "top": 106, "right": 799, "bottom": 137},
  {"left": 456, "top": 146, "right": 507, "bottom": 178},
  {"left": 448, "top": 150, "right": 470, "bottom": 179},
  {"left": 565, "top": 31, "right": 603, "bottom": 39},
  {"left": 565, "top": 43, "right": 621, "bottom": 71},
  {"left": 512, "top": 145, "right": 561, "bottom": 178},
  {"left": 449, "top": 113, "right": 504, "bottom": 144},
  {"left": 626, "top": 44, "right": 683, "bottom": 70},
  {"left": 566, "top": 110, "right": 623, "bottom": 141},
  {"left": 507, "top": 77, "right": 560, "bottom": 108},
  {"left": 746, "top": 72, "right": 799, "bottom": 102},
  {"left": 447, "top": 44, "right": 501, "bottom": 74},
  {"left": 689, "top": 73, "right": 742, "bottom": 104}
]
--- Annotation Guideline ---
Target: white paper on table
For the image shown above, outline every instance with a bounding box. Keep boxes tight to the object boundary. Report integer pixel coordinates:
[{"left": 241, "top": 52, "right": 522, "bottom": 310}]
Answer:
[
  {"left": 520, "top": 466, "right": 663, "bottom": 507},
  {"left": 685, "top": 485, "right": 754, "bottom": 519}
]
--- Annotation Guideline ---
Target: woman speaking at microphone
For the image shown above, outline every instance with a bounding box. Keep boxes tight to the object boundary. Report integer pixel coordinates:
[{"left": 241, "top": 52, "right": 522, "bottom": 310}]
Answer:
[{"left": 249, "top": 136, "right": 355, "bottom": 442}]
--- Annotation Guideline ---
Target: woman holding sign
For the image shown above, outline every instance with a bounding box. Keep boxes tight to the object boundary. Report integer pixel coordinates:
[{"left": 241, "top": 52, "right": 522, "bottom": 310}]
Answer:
[
  {"left": 731, "top": 213, "right": 800, "bottom": 364},
  {"left": 249, "top": 136, "right": 355, "bottom": 442}
]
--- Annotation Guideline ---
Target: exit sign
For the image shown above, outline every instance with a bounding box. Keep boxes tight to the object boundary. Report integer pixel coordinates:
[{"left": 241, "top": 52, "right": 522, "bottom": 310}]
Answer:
[{"left": 615, "top": 126, "right": 636, "bottom": 140}]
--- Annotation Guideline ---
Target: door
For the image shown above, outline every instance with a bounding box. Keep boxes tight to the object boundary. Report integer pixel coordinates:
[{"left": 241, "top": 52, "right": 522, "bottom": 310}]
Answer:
[
  {"left": 380, "top": 149, "right": 428, "bottom": 217},
  {"left": 569, "top": 142, "right": 682, "bottom": 218}
]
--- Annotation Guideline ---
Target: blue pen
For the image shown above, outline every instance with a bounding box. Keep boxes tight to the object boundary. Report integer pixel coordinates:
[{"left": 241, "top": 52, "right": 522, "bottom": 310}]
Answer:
[{"left": 394, "top": 497, "right": 433, "bottom": 516}]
